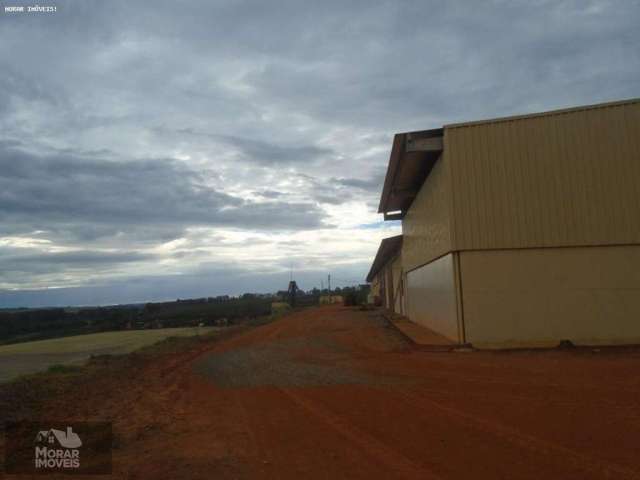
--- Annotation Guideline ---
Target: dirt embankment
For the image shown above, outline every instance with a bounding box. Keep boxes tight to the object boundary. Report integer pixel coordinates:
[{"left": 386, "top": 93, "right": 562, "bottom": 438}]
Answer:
[{"left": 2, "top": 306, "right": 640, "bottom": 479}]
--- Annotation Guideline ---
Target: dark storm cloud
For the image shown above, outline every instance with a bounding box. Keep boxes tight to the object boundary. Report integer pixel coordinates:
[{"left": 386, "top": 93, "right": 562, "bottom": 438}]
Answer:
[
  {"left": 332, "top": 173, "right": 385, "bottom": 193},
  {"left": 238, "top": 1, "right": 640, "bottom": 127},
  {"left": 217, "top": 134, "right": 334, "bottom": 166},
  {"left": 0, "top": 250, "right": 153, "bottom": 269},
  {"left": 3, "top": 1, "right": 639, "bottom": 130},
  {"left": 297, "top": 172, "right": 384, "bottom": 206},
  {"left": 174, "top": 128, "right": 334, "bottom": 166},
  {"left": 0, "top": 145, "right": 326, "bottom": 239}
]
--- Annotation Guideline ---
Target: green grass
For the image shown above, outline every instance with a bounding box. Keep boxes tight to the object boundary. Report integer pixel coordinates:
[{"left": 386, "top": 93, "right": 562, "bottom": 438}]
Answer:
[
  {"left": 46, "top": 364, "right": 83, "bottom": 374},
  {"left": 0, "top": 327, "right": 217, "bottom": 384},
  {"left": 0, "top": 327, "right": 217, "bottom": 355},
  {"left": 270, "top": 302, "right": 291, "bottom": 316}
]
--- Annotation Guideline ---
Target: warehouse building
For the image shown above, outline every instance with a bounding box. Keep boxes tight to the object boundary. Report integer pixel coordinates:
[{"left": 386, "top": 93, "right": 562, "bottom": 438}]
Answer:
[
  {"left": 371, "top": 98, "right": 640, "bottom": 348},
  {"left": 366, "top": 235, "right": 404, "bottom": 312}
]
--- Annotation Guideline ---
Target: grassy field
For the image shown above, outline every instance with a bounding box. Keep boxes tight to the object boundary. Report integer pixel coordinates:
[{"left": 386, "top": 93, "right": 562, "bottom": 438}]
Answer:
[
  {"left": 270, "top": 302, "right": 292, "bottom": 315},
  {"left": 0, "top": 327, "right": 217, "bottom": 383}
]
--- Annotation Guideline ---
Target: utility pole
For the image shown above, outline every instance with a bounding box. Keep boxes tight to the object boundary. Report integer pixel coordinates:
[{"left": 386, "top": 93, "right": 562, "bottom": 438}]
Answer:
[
  {"left": 328, "top": 274, "right": 331, "bottom": 294},
  {"left": 287, "top": 280, "right": 298, "bottom": 307}
]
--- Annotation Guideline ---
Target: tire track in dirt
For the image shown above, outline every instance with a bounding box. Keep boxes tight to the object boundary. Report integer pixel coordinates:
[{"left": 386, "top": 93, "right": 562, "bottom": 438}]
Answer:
[
  {"left": 279, "top": 387, "right": 444, "bottom": 480},
  {"left": 230, "top": 387, "right": 360, "bottom": 479},
  {"left": 231, "top": 389, "right": 283, "bottom": 477},
  {"left": 158, "top": 326, "right": 249, "bottom": 378},
  {"left": 390, "top": 381, "right": 640, "bottom": 416},
  {"left": 395, "top": 388, "right": 639, "bottom": 480}
]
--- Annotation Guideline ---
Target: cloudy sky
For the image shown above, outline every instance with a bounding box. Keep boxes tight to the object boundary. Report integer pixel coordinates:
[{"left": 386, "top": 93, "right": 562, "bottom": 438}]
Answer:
[{"left": 1, "top": 0, "right": 638, "bottom": 307}]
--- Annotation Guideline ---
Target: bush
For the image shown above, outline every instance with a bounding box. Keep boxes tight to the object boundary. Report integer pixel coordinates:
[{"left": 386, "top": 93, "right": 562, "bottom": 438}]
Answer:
[
  {"left": 46, "top": 364, "right": 82, "bottom": 374},
  {"left": 343, "top": 291, "right": 359, "bottom": 306}
]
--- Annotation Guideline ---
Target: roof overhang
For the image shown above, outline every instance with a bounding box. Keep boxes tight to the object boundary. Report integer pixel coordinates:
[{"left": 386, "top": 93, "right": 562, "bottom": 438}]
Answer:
[
  {"left": 378, "top": 128, "right": 444, "bottom": 218},
  {"left": 366, "top": 235, "right": 403, "bottom": 283}
]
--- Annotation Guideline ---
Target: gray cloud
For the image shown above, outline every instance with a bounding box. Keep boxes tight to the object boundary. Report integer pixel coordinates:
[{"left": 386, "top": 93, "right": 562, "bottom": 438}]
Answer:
[
  {"left": 332, "top": 174, "right": 385, "bottom": 193},
  {"left": 0, "top": 144, "right": 326, "bottom": 241},
  {"left": 1, "top": 250, "right": 153, "bottom": 266},
  {"left": 219, "top": 134, "right": 334, "bottom": 166},
  {"left": 174, "top": 128, "right": 334, "bottom": 166},
  {"left": 255, "top": 189, "right": 285, "bottom": 199},
  {"left": 0, "top": 0, "right": 638, "bottom": 305}
]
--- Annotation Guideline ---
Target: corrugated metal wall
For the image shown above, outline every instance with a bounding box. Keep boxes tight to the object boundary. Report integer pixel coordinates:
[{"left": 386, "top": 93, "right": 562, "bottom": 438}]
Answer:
[
  {"left": 405, "top": 253, "right": 460, "bottom": 342},
  {"left": 385, "top": 262, "right": 394, "bottom": 309},
  {"left": 370, "top": 276, "right": 381, "bottom": 298},
  {"left": 402, "top": 154, "right": 454, "bottom": 271},
  {"left": 391, "top": 254, "right": 404, "bottom": 314},
  {"left": 370, "top": 254, "right": 404, "bottom": 314},
  {"left": 460, "top": 245, "right": 640, "bottom": 348},
  {"left": 447, "top": 100, "right": 640, "bottom": 251}
]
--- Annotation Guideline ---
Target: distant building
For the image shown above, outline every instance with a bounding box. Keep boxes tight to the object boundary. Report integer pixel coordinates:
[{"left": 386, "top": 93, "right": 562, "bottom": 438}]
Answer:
[
  {"left": 366, "top": 235, "right": 403, "bottom": 312},
  {"left": 319, "top": 295, "right": 343, "bottom": 305},
  {"left": 370, "top": 98, "right": 640, "bottom": 348}
]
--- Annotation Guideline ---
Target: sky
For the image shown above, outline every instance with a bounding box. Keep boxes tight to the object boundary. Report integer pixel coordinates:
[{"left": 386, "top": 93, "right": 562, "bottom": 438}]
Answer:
[{"left": 1, "top": 0, "right": 638, "bottom": 307}]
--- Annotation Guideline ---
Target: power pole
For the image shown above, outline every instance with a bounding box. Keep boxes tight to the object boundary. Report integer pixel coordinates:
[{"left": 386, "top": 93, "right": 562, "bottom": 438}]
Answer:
[
  {"left": 287, "top": 280, "right": 298, "bottom": 307},
  {"left": 328, "top": 274, "right": 331, "bottom": 294}
]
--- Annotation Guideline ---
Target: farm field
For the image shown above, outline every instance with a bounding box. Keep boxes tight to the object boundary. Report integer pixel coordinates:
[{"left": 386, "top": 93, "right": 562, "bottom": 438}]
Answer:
[
  {"left": 2, "top": 305, "right": 638, "bottom": 479},
  {"left": 0, "top": 327, "right": 217, "bottom": 383}
]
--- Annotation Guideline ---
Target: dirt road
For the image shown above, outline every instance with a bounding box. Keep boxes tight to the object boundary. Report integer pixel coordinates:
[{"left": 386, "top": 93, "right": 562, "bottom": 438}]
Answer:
[{"left": 24, "top": 306, "right": 640, "bottom": 479}]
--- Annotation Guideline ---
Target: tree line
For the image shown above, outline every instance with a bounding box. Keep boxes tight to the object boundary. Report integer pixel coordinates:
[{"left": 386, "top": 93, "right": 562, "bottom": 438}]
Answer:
[{"left": 0, "top": 296, "right": 272, "bottom": 345}]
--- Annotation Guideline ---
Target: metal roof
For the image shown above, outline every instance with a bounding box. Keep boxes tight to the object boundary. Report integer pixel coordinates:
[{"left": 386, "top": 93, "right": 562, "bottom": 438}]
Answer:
[
  {"left": 445, "top": 97, "right": 640, "bottom": 130},
  {"left": 366, "top": 235, "right": 403, "bottom": 283},
  {"left": 377, "top": 128, "right": 443, "bottom": 217},
  {"left": 377, "top": 98, "right": 640, "bottom": 219}
]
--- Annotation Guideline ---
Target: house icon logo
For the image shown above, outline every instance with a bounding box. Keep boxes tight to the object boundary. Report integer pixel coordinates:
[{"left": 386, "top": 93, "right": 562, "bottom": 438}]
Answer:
[
  {"left": 33, "top": 426, "right": 82, "bottom": 469},
  {"left": 35, "top": 427, "right": 82, "bottom": 449},
  {"left": 5, "top": 421, "right": 111, "bottom": 474}
]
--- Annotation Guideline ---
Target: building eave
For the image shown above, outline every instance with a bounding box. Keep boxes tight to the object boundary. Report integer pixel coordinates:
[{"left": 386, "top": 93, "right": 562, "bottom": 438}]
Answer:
[
  {"left": 377, "top": 128, "right": 444, "bottom": 217},
  {"left": 366, "top": 235, "right": 403, "bottom": 283}
]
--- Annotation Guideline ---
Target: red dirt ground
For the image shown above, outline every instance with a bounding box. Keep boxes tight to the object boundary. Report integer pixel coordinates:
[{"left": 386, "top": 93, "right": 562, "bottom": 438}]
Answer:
[{"left": 15, "top": 305, "right": 640, "bottom": 479}]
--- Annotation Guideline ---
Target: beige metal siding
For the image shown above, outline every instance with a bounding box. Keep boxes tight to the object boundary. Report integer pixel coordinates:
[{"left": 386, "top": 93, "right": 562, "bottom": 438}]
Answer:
[
  {"left": 460, "top": 245, "right": 640, "bottom": 348},
  {"left": 370, "top": 276, "right": 381, "bottom": 298},
  {"left": 447, "top": 100, "right": 640, "bottom": 251},
  {"left": 402, "top": 154, "right": 453, "bottom": 271},
  {"left": 406, "top": 253, "right": 460, "bottom": 342},
  {"left": 390, "top": 254, "right": 404, "bottom": 314},
  {"left": 371, "top": 255, "right": 404, "bottom": 313},
  {"left": 385, "top": 263, "right": 393, "bottom": 309}
]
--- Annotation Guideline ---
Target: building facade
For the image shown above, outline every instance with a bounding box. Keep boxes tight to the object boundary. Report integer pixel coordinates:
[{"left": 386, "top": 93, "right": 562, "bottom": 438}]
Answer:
[
  {"left": 366, "top": 235, "right": 404, "bottom": 314},
  {"left": 372, "top": 99, "right": 640, "bottom": 348}
]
